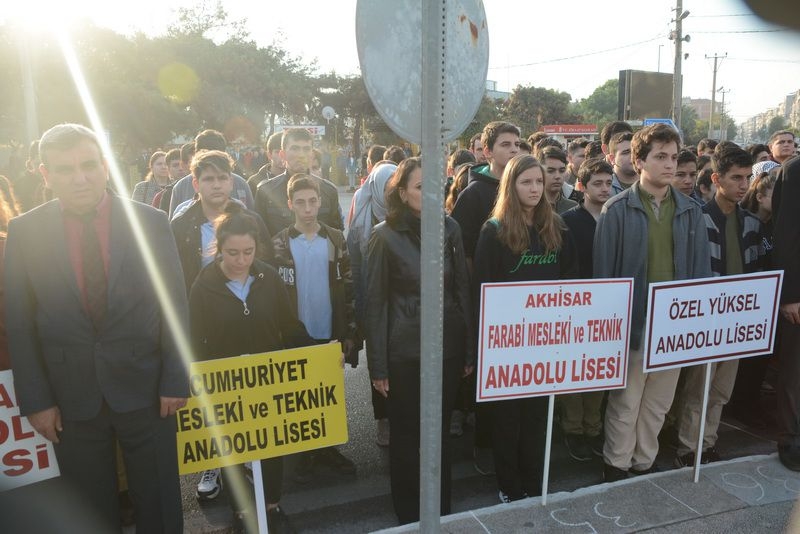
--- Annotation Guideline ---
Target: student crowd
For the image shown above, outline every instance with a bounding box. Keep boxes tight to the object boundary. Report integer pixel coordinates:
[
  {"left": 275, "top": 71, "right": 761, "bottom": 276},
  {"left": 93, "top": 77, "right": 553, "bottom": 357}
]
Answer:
[{"left": 0, "top": 120, "right": 798, "bottom": 533}]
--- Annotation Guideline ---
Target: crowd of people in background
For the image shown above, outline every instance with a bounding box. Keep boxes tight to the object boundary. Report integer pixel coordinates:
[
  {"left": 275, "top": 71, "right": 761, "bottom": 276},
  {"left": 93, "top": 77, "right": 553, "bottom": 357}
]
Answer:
[{"left": 0, "top": 119, "right": 799, "bottom": 533}]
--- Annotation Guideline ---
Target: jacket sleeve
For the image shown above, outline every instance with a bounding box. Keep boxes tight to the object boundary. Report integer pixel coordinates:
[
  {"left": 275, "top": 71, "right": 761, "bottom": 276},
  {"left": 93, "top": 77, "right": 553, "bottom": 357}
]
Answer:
[
  {"left": 150, "top": 212, "right": 191, "bottom": 399},
  {"left": 365, "top": 227, "right": 390, "bottom": 380},
  {"left": 254, "top": 212, "right": 274, "bottom": 264},
  {"left": 773, "top": 160, "right": 800, "bottom": 302},
  {"left": 131, "top": 182, "right": 146, "bottom": 203},
  {"left": 188, "top": 281, "right": 209, "bottom": 362},
  {"left": 472, "top": 222, "right": 501, "bottom": 325},
  {"left": 4, "top": 219, "right": 55, "bottom": 415},
  {"left": 449, "top": 220, "right": 476, "bottom": 367},
  {"left": 451, "top": 189, "right": 481, "bottom": 259},
  {"left": 347, "top": 230, "right": 366, "bottom": 332},
  {"left": 690, "top": 207, "right": 713, "bottom": 279},
  {"left": 593, "top": 206, "right": 620, "bottom": 279},
  {"left": 559, "top": 228, "right": 580, "bottom": 279}
]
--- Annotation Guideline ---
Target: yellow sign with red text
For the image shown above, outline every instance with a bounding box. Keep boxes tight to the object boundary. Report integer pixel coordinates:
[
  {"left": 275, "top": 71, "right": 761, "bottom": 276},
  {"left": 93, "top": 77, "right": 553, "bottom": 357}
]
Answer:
[{"left": 176, "top": 344, "right": 347, "bottom": 474}]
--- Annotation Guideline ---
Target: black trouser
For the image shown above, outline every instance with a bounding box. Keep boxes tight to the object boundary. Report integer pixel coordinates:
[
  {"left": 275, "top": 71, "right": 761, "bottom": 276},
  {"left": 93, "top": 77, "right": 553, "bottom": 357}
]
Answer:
[
  {"left": 54, "top": 402, "right": 182, "bottom": 533},
  {"left": 387, "top": 357, "right": 460, "bottom": 525},
  {"left": 490, "top": 396, "right": 548, "bottom": 500},
  {"left": 777, "top": 317, "right": 800, "bottom": 448},
  {"left": 221, "top": 457, "right": 283, "bottom": 510},
  {"left": 371, "top": 383, "right": 389, "bottom": 419},
  {"left": 730, "top": 354, "right": 771, "bottom": 413}
]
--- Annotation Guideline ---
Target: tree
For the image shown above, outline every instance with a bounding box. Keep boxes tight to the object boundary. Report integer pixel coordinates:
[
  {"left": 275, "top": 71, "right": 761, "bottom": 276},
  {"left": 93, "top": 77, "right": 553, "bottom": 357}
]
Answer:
[
  {"left": 502, "top": 85, "right": 578, "bottom": 135},
  {"left": 768, "top": 116, "right": 787, "bottom": 136},
  {"left": 459, "top": 95, "right": 504, "bottom": 145},
  {"left": 575, "top": 79, "right": 618, "bottom": 128}
]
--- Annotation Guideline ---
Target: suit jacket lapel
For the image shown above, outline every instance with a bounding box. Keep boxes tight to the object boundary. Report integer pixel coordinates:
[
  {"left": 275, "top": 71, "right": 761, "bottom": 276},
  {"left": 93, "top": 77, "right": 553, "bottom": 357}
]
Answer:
[
  {"left": 48, "top": 202, "right": 85, "bottom": 307},
  {"left": 107, "top": 195, "right": 129, "bottom": 297}
]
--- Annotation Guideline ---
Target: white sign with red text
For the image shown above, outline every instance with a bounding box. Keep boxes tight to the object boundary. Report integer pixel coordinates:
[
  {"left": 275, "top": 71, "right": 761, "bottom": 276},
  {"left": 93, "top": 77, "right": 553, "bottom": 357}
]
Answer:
[
  {"left": 642, "top": 271, "right": 783, "bottom": 372},
  {"left": 477, "top": 279, "right": 634, "bottom": 401},
  {"left": 0, "top": 370, "right": 60, "bottom": 491}
]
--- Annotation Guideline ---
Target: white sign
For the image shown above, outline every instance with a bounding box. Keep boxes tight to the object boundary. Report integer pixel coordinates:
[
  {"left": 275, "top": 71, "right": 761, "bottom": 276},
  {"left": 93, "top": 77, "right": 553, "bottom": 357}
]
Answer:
[
  {"left": 0, "top": 370, "right": 60, "bottom": 491},
  {"left": 642, "top": 271, "right": 783, "bottom": 372},
  {"left": 477, "top": 279, "right": 634, "bottom": 401},
  {"left": 273, "top": 125, "right": 326, "bottom": 136}
]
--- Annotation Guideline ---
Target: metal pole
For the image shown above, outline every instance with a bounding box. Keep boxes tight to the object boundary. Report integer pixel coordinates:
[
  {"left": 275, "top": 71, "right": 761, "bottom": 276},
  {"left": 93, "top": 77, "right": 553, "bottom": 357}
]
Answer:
[
  {"left": 18, "top": 32, "right": 39, "bottom": 144},
  {"left": 708, "top": 56, "right": 718, "bottom": 138},
  {"left": 252, "top": 461, "right": 269, "bottom": 533},
  {"left": 693, "top": 363, "right": 713, "bottom": 483},
  {"left": 542, "top": 394, "right": 555, "bottom": 506},
  {"left": 671, "top": 0, "right": 683, "bottom": 130},
  {"left": 419, "top": 0, "right": 446, "bottom": 531}
]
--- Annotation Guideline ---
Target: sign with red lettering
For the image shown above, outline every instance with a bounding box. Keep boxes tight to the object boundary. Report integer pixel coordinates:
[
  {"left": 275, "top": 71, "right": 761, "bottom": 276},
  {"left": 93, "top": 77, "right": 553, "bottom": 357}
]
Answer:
[
  {"left": 642, "top": 271, "right": 783, "bottom": 372},
  {"left": 0, "top": 370, "right": 60, "bottom": 491},
  {"left": 477, "top": 279, "right": 634, "bottom": 401},
  {"left": 541, "top": 124, "right": 598, "bottom": 135}
]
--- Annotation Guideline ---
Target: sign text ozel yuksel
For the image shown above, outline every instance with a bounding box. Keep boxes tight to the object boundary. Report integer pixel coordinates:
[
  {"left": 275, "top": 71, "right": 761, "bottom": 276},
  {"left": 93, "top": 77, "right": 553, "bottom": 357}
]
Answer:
[{"left": 643, "top": 271, "right": 783, "bottom": 372}]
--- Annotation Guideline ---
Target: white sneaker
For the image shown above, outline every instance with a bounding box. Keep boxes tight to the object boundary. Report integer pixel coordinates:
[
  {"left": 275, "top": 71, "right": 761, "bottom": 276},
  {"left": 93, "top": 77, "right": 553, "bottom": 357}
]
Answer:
[{"left": 196, "top": 468, "right": 222, "bottom": 500}]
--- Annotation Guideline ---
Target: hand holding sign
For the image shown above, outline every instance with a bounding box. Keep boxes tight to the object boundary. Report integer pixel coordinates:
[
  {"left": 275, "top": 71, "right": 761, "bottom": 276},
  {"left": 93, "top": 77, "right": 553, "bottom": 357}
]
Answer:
[{"left": 26, "top": 406, "right": 62, "bottom": 444}]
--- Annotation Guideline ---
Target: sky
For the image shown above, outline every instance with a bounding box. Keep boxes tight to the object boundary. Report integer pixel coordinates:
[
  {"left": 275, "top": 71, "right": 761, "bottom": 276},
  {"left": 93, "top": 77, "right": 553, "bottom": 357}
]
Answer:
[{"left": 4, "top": 0, "right": 800, "bottom": 126}]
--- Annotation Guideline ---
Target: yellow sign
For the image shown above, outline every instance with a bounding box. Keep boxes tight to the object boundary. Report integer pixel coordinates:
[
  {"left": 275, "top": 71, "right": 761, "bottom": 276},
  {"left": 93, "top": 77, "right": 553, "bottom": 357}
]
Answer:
[{"left": 176, "top": 344, "right": 347, "bottom": 474}]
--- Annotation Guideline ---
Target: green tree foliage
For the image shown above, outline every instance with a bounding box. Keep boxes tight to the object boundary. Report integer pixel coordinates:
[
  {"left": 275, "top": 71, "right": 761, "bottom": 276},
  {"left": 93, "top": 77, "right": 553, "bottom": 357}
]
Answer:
[
  {"left": 459, "top": 95, "right": 504, "bottom": 146},
  {"left": 767, "top": 116, "right": 787, "bottom": 136},
  {"left": 575, "top": 79, "right": 618, "bottom": 128},
  {"left": 503, "top": 85, "right": 578, "bottom": 135}
]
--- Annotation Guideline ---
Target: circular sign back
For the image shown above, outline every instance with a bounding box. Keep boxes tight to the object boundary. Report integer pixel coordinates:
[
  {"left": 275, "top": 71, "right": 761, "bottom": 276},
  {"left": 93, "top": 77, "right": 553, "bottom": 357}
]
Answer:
[{"left": 356, "top": 0, "right": 489, "bottom": 144}]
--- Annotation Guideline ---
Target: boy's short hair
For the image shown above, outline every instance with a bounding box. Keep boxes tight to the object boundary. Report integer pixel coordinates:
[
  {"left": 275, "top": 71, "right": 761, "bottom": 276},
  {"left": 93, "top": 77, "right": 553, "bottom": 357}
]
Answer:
[
  {"left": 696, "top": 167, "right": 714, "bottom": 189},
  {"left": 567, "top": 137, "right": 590, "bottom": 154},
  {"left": 631, "top": 123, "right": 681, "bottom": 164},
  {"left": 697, "top": 138, "right": 718, "bottom": 154},
  {"left": 281, "top": 128, "right": 312, "bottom": 149},
  {"left": 712, "top": 142, "right": 753, "bottom": 176},
  {"left": 266, "top": 132, "right": 283, "bottom": 152},
  {"left": 539, "top": 146, "right": 567, "bottom": 165},
  {"left": 287, "top": 173, "right": 320, "bottom": 199},
  {"left": 600, "top": 121, "right": 633, "bottom": 146},
  {"left": 481, "top": 121, "right": 521, "bottom": 153},
  {"left": 585, "top": 140, "right": 603, "bottom": 159},
  {"left": 165, "top": 148, "right": 181, "bottom": 166},
  {"left": 191, "top": 150, "right": 234, "bottom": 179},
  {"left": 180, "top": 142, "right": 195, "bottom": 164},
  {"left": 577, "top": 157, "right": 614, "bottom": 187},
  {"left": 195, "top": 129, "right": 227, "bottom": 152},
  {"left": 608, "top": 132, "right": 633, "bottom": 155},
  {"left": 677, "top": 149, "right": 697, "bottom": 167}
]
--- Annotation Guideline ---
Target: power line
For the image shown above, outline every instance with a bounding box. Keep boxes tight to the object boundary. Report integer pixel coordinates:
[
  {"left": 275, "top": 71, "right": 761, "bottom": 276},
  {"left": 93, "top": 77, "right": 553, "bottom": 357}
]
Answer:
[
  {"left": 690, "top": 13, "right": 755, "bottom": 18},
  {"left": 726, "top": 57, "right": 800, "bottom": 64},
  {"left": 692, "top": 29, "right": 788, "bottom": 34},
  {"left": 487, "top": 35, "right": 664, "bottom": 69}
]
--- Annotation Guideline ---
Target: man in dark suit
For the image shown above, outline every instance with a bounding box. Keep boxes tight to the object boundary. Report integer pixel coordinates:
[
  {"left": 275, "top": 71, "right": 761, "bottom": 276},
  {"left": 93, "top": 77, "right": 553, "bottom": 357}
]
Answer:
[{"left": 4, "top": 124, "right": 189, "bottom": 532}]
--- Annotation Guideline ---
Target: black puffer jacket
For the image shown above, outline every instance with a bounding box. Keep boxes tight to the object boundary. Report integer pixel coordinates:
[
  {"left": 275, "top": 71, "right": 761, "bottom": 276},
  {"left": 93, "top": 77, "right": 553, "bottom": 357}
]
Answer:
[
  {"left": 365, "top": 212, "right": 474, "bottom": 380},
  {"left": 189, "top": 259, "right": 313, "bottom": 361}
]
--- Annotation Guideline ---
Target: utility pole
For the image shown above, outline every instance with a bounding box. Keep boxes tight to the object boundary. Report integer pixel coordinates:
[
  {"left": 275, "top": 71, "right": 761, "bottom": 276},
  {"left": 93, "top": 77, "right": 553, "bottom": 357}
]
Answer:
[
  {"left": 718, "top": 87, "right": 730, "bottom": 140},
  {"left": 670, "top": 2, "right": 690, "bottom": 132},
  {"left": 706, "top": 52, "right": 727, "bottom": 138}
]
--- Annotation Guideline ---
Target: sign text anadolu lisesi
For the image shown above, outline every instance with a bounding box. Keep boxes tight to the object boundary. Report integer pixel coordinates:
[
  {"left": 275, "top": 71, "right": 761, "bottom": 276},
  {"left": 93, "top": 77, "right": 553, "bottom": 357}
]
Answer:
[{"left": 176, "top": 344, "right": 347, "bottom": 474}]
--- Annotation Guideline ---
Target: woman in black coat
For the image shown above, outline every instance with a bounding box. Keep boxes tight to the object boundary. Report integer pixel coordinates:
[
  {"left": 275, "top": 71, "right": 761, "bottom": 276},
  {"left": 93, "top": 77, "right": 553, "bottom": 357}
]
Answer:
[
  {"left": 189, "top": 203, "right": 312, "bottom": 533},
  {"left": 365, "top": 157, "right": 474, "bottom": 524}
]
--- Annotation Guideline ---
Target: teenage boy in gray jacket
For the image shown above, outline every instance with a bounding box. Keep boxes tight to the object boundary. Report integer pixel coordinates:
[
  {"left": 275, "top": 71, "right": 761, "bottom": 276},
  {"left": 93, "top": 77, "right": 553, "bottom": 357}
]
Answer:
[{"left": 593, "top": 123, "right": 712, "bottom": 482}]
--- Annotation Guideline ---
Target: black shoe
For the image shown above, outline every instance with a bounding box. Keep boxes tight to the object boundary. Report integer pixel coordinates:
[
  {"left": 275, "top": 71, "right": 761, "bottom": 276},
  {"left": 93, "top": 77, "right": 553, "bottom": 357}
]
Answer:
[
  {"left": 603, "top": 463, "right": 628, "bottom": 482},
  {"left": 293, "top": 453, "right": 314, "bottom": 484},
  {"left": 564, "top": 433, "right": 592, "bottom": 461},
  {"left": 587, "top": 433, "right": 604, "bottom": 457},
  {"left": 779, "top": 444, "right": 800, "bottom": 471},
  {"left": 629, "top": 464, "right": 661, "bottom": 476},
  {"left": 703, "top": 446, "right": 721, "bottom": 463},
  {"left": 658, "top": 424, "right": 679, "bottom": 451},
  {"left": 314, "top": 447, "right": 356, "bottom": 475},
  {"left": 267, "top": 506, "right": 295, "bottom": 534}
]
